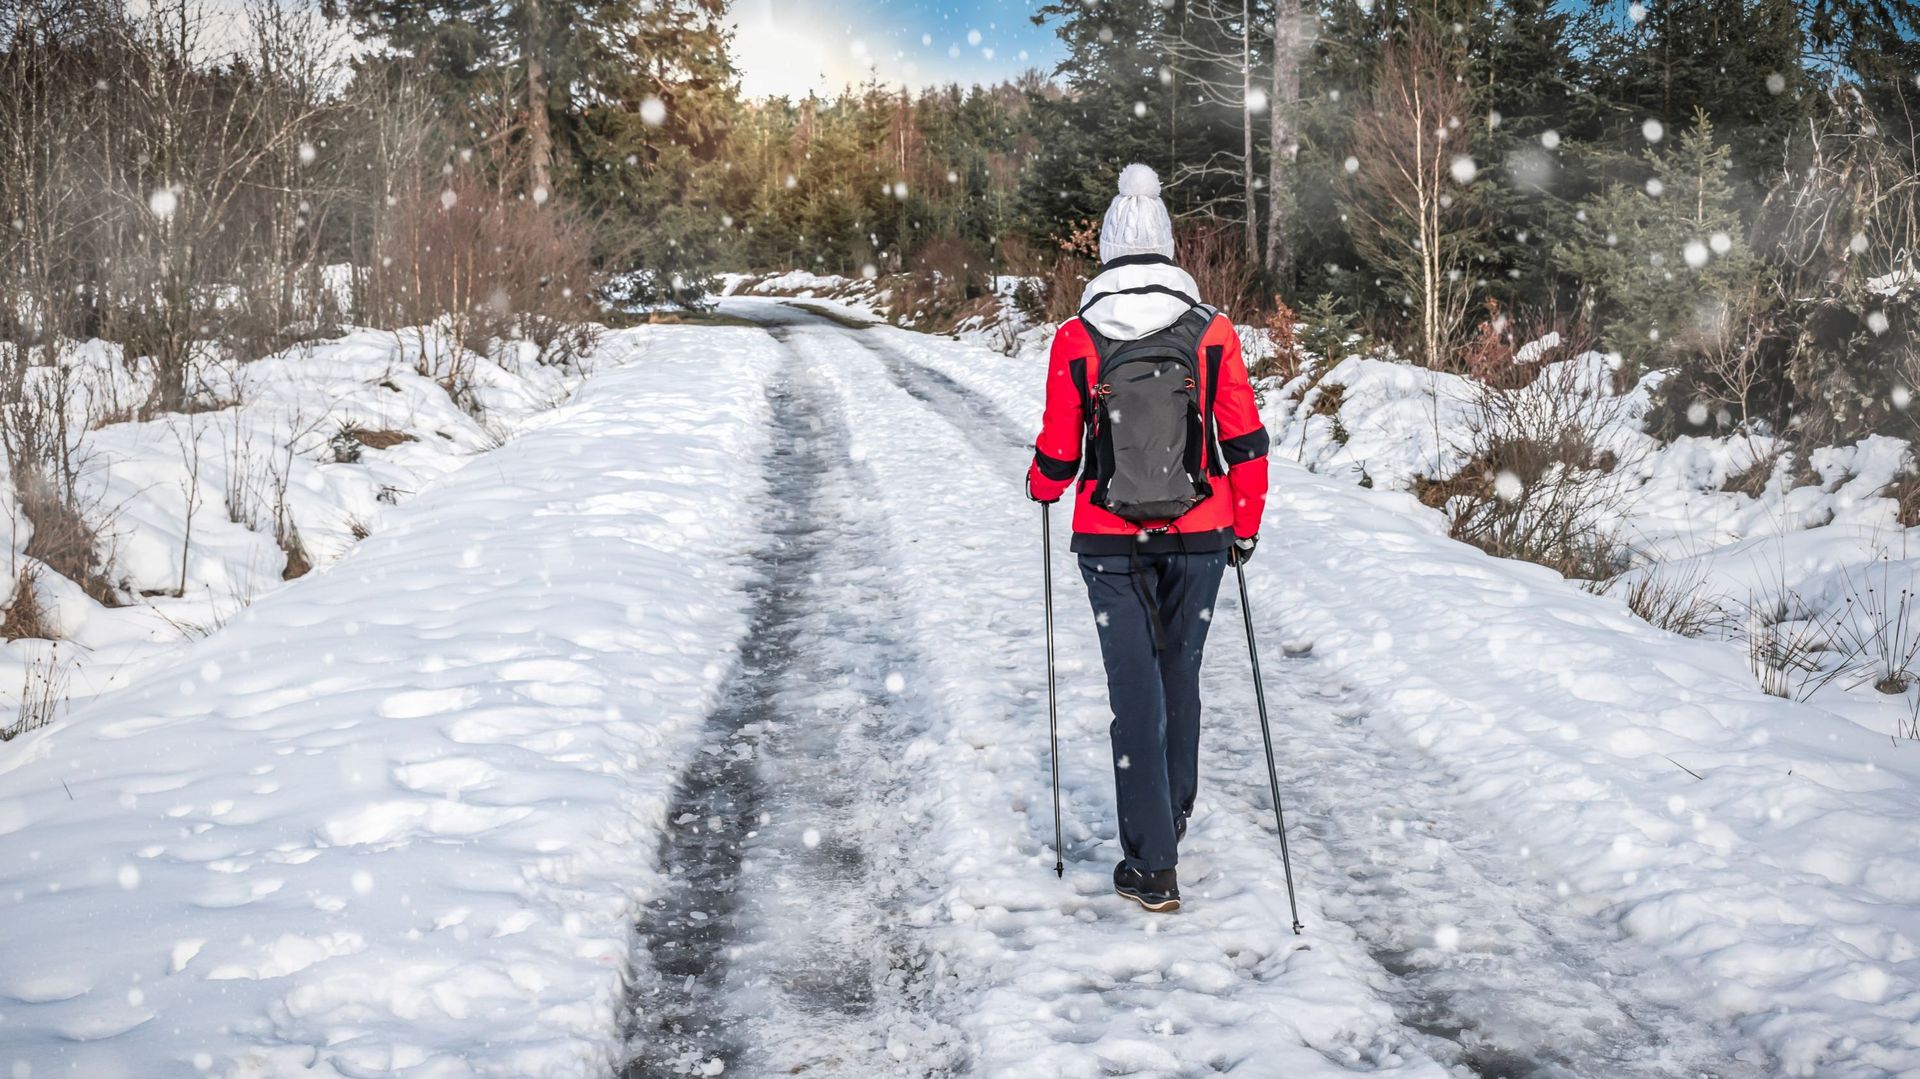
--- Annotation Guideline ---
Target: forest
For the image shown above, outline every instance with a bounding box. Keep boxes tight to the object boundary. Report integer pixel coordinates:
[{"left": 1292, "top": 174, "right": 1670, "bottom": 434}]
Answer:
[{"left": 2, "top": 0, "right": 1919, "bottom": 584}]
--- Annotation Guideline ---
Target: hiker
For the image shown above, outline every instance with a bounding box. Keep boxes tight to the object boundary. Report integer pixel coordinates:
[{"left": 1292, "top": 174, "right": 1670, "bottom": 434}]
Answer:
[{"left": 1026, "top": 163, "right": 1271, "bottom": 913}]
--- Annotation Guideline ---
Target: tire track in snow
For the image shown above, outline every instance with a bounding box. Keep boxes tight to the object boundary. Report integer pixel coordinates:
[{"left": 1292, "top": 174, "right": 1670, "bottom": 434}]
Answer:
[
  {"left": 1197, "top": 636, "right": 1759, "bottom": 1078},
  {"left": 766, "top": 303, "right": 1756, "bottom": 1078},
  {"left": 620, "top": 319, "right": 961, "bottom": 1078}
]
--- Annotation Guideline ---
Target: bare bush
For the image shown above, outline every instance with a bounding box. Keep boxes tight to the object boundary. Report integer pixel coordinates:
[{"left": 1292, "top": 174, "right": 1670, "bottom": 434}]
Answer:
[
  {"left": 0, "top": 644, "right": 66, "bottom": 741},
  {"left": 1737, "top": 591, "right": 1846, "bottom": 700},
  {"left": 1344, "top": 33, "right": 1487, "bottom": 370},
  {"left": 1438, "top": 362, "right": 1635, "bottom": 580},
  {"left": 890, "top": 232, "right": 988, "bottom": 330},
  {"left": 1612, "top": 566, "right": 1730, "bottom": 639},
  {"left": 1174, "top": 217, "right": 1262, "bottom": 316},
  {"left": 1460, "top": 301, "right": 1594, "bottom": 392},
  {"left": 1253, "top": 297, "right": 1303, "bottom": 382},
  {"left": 1, "top": 564, "right": 49, "bottom": 641}
]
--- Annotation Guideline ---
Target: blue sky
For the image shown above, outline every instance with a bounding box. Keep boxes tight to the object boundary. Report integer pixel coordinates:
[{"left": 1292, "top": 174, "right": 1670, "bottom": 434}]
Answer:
[{"left": 730, "top": 0, "right": 1068, "bottom": 98}]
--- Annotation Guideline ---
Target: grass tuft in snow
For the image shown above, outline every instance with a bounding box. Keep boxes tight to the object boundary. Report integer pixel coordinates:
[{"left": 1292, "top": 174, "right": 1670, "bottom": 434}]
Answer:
[{"left": 0, "top": 641, "right": 66, "bottom": 741}]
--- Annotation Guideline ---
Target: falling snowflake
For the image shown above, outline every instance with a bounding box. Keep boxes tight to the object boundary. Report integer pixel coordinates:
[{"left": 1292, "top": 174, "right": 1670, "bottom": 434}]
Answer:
[
  {"left": 1434, "top": 924, "right": 1461, "bottom": 950},
  {"left": 1642, "top": 118, "right": 1665, "bottom": 143},
  {"left": 1628, "top": 1, "right": 1647, "bottom": 22},
  {"left": 298, "top": 142, "right": 317, "bottom": 165},
  {"left": 802, "top": 828, "right": 822, "bottom": 849},
  {"left": 639, "top": 96, "right": 667, "bottom": 127},
  {"left": 1766, "top": 72, "right": 1787, "bottom": 95},
  {"left": 148, "top": 188, "right": 178, "bottom": 219},
  {"left": 1247, "top": 88, "right": 1269, "bottom": 113},
  {"left": 1344, "top": 156, "right": 1360, "bottom": 174},
  {"left": 1709, "top": 232, "right": 1732, "bottom": 254},
  {"left": 1645, "top": 178, "right": 1665, "bottom": 197},
  {"left": 1450, "top": 156, "right": 1478, "bottom": 184},
  {"left": 884, "top": 671, "right": 906, "bottom": 693},
  {"left": 1683, "top": 240, "right": 1709, "bottom": 268},
  {"left": 1867, "top": 310, "right": 1890, "bottom": 335},
  {"left": 1540, "top": 130, "right": 1561, "bottom": 149},
  {"left": 1134, "top": 101, "right": 1147, "bottom": 118},
  {"left": 966, "top": 29, "right": 982, "bottom": 46},
  {"left": 1494, "top": 470, "right": 1523, "bottom": 501},
  {"left": 440, "top": 189, "right": 459, "bottom": 210}
]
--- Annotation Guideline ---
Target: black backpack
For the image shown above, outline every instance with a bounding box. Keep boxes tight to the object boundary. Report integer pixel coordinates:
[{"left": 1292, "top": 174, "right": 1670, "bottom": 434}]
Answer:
[{"left": 1069, "top": 300, "right": 1228, "bottom": 525}]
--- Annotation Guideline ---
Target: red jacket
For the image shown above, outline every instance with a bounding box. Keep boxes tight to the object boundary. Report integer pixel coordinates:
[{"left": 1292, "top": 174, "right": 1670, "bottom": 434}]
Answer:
[{"left": 1027, "top": 309, "right": 1270, "bottom": 555}]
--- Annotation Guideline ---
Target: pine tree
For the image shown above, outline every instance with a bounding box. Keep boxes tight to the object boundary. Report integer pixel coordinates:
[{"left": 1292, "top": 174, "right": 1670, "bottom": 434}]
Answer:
[
  {"left": 1024, "top": 1, "right": 1179, "bottom": 236},
  {"left": 1557, "top": 111, "right": 1754, "bottom": 377},
  {"left": 334, "top": 0, "right": 596, "bottom": 197},
  {"left": 575, "top": 0, "right": 738, "bottom": 302}
]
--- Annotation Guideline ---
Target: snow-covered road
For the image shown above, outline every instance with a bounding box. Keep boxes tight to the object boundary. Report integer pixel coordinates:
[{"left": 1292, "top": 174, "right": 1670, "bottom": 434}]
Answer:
[{"left": 5, "top": 305, "right": 1917, "bottom": 1078}]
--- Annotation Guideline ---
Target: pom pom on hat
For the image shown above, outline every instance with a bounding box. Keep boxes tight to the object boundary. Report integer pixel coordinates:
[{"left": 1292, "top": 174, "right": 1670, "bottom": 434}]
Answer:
[{"left": 1116, "top": 162, "right": 1162, "bottom": 198}]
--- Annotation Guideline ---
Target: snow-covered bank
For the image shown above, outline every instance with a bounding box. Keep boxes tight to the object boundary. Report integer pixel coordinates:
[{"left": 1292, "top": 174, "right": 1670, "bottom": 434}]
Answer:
[
  {"left": 0, "top": 326, "right": 780, "bottom": 1077},
  {"left": 2, "top": 327, "right": 593, "bottom": 738}
]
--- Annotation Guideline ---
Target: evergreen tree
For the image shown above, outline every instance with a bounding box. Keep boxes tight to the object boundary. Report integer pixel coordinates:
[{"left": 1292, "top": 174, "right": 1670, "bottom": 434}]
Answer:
[
  {"left": 333, "top": 0, "right": 598, "bottom": 196},
  {"left": 1024, "top": 1, "right": 1179, "bottom": 237},
  {"left": 1557, "top": 112, "right": 1755, "bottom": 377},
  {"left": 575, "top": 0, "right": 738, "bottom": 303}
]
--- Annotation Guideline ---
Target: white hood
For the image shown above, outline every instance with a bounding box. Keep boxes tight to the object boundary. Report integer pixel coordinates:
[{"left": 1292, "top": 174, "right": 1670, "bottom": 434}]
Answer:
[{"left": 1076, "top": 260, "right": 1204, "bottom": 342}]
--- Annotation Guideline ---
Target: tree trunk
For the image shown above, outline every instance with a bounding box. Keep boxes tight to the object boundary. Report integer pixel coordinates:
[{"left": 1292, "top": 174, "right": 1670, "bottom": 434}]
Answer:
[
  {"left": 1241, "top": 0, "right": 1258, "bottom": 259},
  {"left": 524, "top": 0, "right": 552, "bottom": 198},
  {"left": 1266, "top": 0, "right": 1300, "bottom": 284}
]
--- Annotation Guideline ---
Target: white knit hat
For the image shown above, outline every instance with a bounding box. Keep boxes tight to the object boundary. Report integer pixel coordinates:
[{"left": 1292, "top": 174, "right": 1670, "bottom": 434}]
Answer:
[{"left": 1098, "top": 163, "right": 1176, "bottom": 264}]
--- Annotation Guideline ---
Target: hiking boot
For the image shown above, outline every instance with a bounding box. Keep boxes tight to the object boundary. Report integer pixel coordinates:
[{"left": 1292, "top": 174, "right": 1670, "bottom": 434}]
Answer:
[{"left": 1114, "top": 861, "right": 1181, "bottom": 913}]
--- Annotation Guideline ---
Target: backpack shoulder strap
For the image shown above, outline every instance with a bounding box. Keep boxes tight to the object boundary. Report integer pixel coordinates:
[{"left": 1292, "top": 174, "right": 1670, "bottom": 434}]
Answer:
[{"left": 1202, "top": 314, "right": 1229, "bottom": 475}]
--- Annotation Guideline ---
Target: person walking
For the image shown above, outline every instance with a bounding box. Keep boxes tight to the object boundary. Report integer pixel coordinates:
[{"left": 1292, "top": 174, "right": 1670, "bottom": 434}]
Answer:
[{"left": 1026, "top": 163, "right": 1271, "bottom": 913}]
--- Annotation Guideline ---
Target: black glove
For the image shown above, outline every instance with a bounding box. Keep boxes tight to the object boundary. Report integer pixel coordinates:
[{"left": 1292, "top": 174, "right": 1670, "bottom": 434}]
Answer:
[{"left": 1227, "top": 535, "right": 1258, "bottom": 567}]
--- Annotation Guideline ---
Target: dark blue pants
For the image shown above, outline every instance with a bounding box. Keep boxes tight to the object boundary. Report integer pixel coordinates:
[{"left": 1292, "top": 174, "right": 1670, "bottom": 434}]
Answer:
[{"left": 1078, "top": 550, "right": 1228, "bottom": 874}]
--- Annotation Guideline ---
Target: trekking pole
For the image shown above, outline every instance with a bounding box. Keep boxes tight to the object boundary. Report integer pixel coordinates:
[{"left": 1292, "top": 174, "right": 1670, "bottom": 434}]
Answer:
[
  {"left": 1041, "top": 503, "right": 1065, "bottom": 878},
  {"left": 1235, "top": 561, "right": 1303, "bottom": 934}
]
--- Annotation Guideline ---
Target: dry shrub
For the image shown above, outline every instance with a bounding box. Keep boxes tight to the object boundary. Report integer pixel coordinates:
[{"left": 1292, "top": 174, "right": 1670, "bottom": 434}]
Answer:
[
  {"left": 1, "top": 645, "right": 66, "bottom": 741},
  {"left": 1461, "top": 300, "right": 1595, "bottom": 391},
  {"left": 1725, "top": 449, "right": 1784, "bottom": 498},
  {"left": 278, "top": 521, "right": 312, "bottom": 581},
  {"left": 1038, "top": 253, "right": 1093, "bottom": 324},
  {"left": 1887, "top": 464, "right": 1920, "bottom": 528},
  {"left": 1175, "top": 217, "right": 1262, "bottom": 316},
  {"left": 361, "top": 177, "right": 600, "bottom": 368},
  {"left": 1306, "top": 379, "right": 1346, "bottom": 420},
  {"left": 1615, "top": 566, "right": 1728, "bottom": 639},
  {"left": 1440, "top": 367, "right": 1634, "bottom": 580},
  {"left": 1, "top": 565, "right": 50, "bottom": 642},
  {"left": 350, "top": 428, "right": 416, "bottom": 451},
  {"left": 1254, "top": 298, "right": 1304, "bottom": 381},
  {"left": 1736, "top": 591, "right": 1842, "bottom": 700},
  {"left": 15, "top": 468, "right": 116, "bottom": 605},
  {"left": 896, "top": 233, "right": 988, "bottom": 330}
]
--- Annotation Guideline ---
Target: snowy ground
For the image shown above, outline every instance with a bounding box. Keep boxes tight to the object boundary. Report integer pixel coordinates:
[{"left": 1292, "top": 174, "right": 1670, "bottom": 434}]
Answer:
[
  {"left": 2, "top": 327, "right": 592, "bottom": 734},
  {"left": 4, "top": 303, "right": 1917, "bottom": 1078}
]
